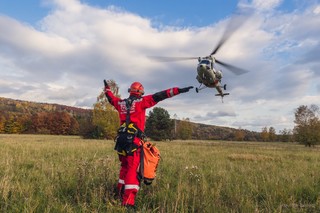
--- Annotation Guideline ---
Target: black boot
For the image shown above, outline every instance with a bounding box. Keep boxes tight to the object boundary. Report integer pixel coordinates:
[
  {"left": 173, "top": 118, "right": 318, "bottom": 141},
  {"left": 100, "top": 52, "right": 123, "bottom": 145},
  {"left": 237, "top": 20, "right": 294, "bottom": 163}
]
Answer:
[{"left": 113, "top": 185, "right": 124, "bottom": 201}]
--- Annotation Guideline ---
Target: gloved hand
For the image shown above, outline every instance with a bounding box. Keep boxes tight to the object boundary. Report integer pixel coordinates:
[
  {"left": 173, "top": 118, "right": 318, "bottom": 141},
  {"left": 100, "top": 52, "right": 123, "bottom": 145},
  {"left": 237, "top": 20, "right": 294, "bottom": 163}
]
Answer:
[
  {"left": 103, "top": 80, "right": 110, "bottom": 94},
  {"left": 178, "top": 86, "right": 193, "bottom": 93}
]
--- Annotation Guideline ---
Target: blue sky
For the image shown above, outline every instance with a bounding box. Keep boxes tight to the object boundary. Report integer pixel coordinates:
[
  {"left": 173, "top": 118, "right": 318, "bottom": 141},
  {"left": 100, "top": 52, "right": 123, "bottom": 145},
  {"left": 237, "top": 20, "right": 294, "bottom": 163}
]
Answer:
[
  {"left": 0, "top": 0, "right": 319, "bottom": 132},
  {"left": 0, "top": 0, "right": 239, "bottom": 26},
  {"left": 0, "top": 0, "right": 299, "bottom": 26}
]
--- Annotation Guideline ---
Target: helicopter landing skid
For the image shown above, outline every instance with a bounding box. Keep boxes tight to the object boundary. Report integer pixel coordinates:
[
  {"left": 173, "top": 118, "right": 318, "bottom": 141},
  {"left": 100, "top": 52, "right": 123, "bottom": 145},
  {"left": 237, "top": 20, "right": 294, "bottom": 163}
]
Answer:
[{"left": 196, "top": 84, "right": 206, "bottom": 93}]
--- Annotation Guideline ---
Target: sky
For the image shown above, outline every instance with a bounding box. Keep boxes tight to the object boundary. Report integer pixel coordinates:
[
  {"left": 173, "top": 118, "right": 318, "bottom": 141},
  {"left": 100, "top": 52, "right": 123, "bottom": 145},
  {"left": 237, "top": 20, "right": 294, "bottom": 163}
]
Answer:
[{"left": 0, "top": 0, "right": 319, "bottom": 132}]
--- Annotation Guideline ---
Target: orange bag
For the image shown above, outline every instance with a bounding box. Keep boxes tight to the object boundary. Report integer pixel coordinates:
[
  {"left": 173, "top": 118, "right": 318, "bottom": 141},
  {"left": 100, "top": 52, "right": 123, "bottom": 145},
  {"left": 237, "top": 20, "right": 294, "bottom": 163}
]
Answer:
[{"left": 139, "top": 142, "right": 160, "bottom": 185}]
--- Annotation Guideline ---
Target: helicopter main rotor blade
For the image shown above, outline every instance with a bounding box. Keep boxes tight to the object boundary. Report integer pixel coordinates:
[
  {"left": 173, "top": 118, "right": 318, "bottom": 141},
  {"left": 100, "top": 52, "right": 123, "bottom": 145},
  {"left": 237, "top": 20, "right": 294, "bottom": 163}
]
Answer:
[
  {"left": 148, "top": 56, "right": 198, "bottom": 62},
  {"left": 210, "top": 10, "right": 252, "bottom": 56},
  {"left": 215, "top": 59, "right": 249, "bottom": 75}
]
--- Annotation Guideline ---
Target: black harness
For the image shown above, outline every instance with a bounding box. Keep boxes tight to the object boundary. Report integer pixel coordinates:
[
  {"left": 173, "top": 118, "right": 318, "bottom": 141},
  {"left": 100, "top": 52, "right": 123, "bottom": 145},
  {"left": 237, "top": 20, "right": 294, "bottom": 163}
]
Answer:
[{"left": 114, "top": 97, "right": 146, "bottom": 156}]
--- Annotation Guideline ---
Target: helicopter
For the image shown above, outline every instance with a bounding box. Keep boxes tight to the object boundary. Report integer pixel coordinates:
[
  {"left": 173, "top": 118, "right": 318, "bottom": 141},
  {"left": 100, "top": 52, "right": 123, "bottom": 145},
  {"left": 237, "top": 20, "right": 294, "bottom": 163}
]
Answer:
[
  {"left": 149, "top": 11, "right": 251, "bottom": 101},
  {"left": 150, "top": 53, "right": 248, "bottom": 101},
  {"left": 193, "top": 50, "right": 249, "bottom": 97}
]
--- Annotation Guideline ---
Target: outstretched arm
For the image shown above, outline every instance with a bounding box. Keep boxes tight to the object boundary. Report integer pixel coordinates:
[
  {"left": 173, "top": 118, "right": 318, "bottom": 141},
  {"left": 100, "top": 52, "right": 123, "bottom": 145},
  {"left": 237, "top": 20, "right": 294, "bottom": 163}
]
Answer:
[
  {"left": 152, "top": 86, "right": 193, "bottom": 102},
  {"left": 103, "top": 80, "right": 119, "bottom": 105}
]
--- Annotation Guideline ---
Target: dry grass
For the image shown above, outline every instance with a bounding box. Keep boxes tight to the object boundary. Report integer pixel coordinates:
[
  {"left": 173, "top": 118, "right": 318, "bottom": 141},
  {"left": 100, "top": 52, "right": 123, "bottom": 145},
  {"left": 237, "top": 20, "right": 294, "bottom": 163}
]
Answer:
[
  {"left": 0, "top": 135, "right": 320, "bottom": 212},
  {"left": 227, "top": 153, "right": 276, "bottom": 161}
]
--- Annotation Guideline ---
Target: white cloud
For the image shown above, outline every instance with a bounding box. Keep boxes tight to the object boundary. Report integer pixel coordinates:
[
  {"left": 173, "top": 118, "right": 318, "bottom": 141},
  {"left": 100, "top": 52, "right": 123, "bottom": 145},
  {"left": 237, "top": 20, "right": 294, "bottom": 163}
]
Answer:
[
  {"left": 252, "top": 0, "right": 283, "bottom": 11},
  {"left": 314, "top": 5, "right": 320, "bottom": 14},
  {"left": 0, "top": 0, "right": 319, "bottom": 132}
]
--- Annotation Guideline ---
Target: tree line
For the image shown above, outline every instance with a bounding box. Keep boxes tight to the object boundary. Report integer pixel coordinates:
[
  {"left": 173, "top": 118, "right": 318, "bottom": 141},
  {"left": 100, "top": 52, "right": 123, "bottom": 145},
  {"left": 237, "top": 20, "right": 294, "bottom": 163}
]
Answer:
[
  {"left": 1, "top": 95, "right": 319, "bottom": 146},
  {"left": 256, "top": 104, "right": 320, "bottom": 146}
]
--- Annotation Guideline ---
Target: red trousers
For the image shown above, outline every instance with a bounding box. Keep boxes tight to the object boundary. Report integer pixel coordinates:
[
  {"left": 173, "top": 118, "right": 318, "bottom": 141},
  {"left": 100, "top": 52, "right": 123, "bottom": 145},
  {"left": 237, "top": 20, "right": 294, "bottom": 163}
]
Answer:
[{"left": 117, "top": 148, "right": 141, "bottom": 206}]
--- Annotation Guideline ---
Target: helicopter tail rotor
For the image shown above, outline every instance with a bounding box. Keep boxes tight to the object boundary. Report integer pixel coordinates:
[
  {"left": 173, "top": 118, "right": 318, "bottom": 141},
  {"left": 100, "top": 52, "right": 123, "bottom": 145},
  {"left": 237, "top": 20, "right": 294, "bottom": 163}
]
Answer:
[
  {"left": 215, "top": 92, "right": 230, "bottom": 103},
  {"left": 215, "top": 92, "right": 230, "bottom": 97}
]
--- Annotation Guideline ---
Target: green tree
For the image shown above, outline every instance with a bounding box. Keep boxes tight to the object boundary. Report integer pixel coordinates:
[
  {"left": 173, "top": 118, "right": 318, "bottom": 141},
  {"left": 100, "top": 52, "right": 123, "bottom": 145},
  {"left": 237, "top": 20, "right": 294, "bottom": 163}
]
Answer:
[
  {"left": 294, "top": 104, "right": 320, "bottom": 147},
  {"left": 268, "top": 126, "right": 277, "bottom": 142},
  {"left": 145, "top": 107, "right": 173, "bottom": 141},
  {"left": 279, "top": 128, "right": 293, "bottom": 142},
  {"left": 176, "top": 118, "right": 193, "bottom": 140}
]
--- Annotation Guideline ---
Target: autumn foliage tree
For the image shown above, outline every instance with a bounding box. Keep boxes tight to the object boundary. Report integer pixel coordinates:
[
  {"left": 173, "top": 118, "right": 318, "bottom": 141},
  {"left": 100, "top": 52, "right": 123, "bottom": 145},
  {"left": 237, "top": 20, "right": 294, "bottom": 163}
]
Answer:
[
  {"left": 234, "top": 127, "right": 245, "bottom": 141},
  {"left": 30, "top": 112, "right": 79, "bottom": 135},
  {"left": 260, "top": 127, "right": 269, "bottom": 142},
  {"left": 259, "top": 126, "right": 277, "bottom": 142},
  {"left": 0, "top": 115, "right": 5, "bottom": 133}
]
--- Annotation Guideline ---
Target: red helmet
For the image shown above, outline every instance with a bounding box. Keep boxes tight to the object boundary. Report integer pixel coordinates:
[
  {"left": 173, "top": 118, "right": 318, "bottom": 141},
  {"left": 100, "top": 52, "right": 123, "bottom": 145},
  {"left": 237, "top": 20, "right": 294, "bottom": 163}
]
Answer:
[{"left": 128, "top": 82, "right": 144, "bottom": 96}]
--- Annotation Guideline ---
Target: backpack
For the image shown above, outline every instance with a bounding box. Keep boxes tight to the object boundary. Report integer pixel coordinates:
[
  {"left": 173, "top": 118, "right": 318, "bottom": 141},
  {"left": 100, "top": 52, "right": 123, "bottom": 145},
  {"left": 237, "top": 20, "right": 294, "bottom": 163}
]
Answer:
[{"left": 138, "top": 141, "right": 161, "bottom": 185}]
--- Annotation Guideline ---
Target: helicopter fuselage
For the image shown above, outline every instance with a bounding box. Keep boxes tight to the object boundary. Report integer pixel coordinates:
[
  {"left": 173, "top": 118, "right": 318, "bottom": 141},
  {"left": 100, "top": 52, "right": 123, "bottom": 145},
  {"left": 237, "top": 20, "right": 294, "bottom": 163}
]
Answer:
[
  {"left": 196, "top": 59, "right": 228, "bottom": 97},
  {"left": 196, "top": 59, "right": 220, "bottom": 88}
]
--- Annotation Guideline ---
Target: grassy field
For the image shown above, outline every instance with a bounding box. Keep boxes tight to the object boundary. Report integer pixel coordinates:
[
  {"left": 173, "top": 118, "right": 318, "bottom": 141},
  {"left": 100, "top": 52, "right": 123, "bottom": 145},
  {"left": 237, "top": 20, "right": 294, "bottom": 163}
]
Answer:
[{"left": 0, "top": 135, "right": 319, "bottom": 212}]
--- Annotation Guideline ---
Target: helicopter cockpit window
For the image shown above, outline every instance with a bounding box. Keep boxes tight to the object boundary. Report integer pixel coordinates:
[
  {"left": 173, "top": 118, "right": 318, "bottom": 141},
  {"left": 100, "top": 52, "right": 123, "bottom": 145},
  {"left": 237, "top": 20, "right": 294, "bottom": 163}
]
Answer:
[{"left": 201, "top": 60, "right": 210, "bottom": 65}]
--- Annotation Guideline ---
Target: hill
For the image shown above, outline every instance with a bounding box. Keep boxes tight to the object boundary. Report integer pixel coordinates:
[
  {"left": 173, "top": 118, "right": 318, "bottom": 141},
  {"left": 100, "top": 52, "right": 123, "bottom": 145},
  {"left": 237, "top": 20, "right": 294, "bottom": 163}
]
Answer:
[
  {"left": 0, "top": 97, "right": 260, "bottom": 140},
  {"left": 0, "top": 97, "right": 91, "bottom": 135},
  {"left": 0, "top": 97, "right": 90, "bottom": 117}
]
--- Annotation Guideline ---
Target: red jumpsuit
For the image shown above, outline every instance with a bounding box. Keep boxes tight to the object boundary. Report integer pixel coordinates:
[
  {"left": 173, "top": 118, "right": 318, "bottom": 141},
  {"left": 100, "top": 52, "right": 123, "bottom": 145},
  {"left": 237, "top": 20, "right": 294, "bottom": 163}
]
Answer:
[{"left": 105, "top": 87, "right": 182, "bottom": 206}]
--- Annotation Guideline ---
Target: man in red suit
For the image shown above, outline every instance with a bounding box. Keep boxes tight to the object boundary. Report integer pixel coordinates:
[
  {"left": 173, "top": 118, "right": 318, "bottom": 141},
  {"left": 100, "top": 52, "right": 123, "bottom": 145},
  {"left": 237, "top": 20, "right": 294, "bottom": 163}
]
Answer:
[{"left": 104, "top": 80, "right": 193, "bottom": 208}]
